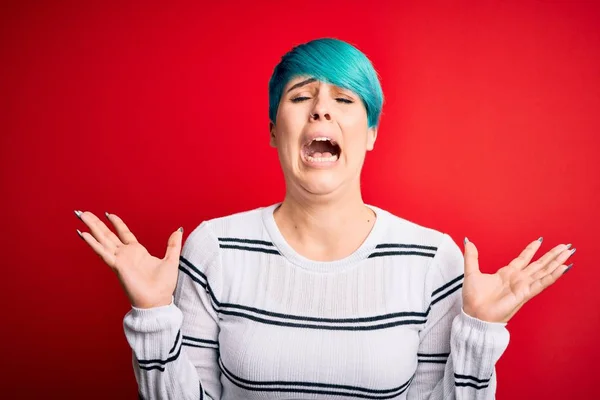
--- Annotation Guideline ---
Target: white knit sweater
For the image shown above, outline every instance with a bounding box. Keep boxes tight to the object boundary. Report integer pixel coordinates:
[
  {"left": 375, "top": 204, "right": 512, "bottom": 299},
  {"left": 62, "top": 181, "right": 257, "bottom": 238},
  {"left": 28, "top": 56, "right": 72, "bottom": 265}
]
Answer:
[{"left": 123, "top": 203, "right": 510, "bottom": 399}]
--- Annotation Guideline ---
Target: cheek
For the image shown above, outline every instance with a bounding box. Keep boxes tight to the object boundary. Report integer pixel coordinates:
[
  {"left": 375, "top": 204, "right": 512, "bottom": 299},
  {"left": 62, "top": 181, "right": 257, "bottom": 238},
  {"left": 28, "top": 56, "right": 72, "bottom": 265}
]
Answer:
[
  {"left": 339, "top": 104, "right": 368, "bottom": 127},
  {"left": 339, "top": 110, "right": 370, "bottom": 146},
  {"left": 276, "top": 121, "right": 299, "bottom": 141},
  {"left": 278, "top": 112, "right": 307, "bottom": 147},
  {"left": 277, "top": 103, "right": 307, "bottom": 128}
]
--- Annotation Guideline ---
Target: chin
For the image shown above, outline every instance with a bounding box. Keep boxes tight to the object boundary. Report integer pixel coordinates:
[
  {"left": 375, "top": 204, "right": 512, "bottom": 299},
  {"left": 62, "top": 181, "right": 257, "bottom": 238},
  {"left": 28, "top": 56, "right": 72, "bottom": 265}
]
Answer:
[{"left": 298, "top": 172, "right": 344, "bottom": 197}]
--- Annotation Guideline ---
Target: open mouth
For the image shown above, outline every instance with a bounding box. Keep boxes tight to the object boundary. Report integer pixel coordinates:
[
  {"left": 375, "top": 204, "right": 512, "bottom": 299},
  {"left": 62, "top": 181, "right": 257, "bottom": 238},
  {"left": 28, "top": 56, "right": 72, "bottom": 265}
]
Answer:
[{"left": 302, "top": 137, "right": 341, "bottom": 163}]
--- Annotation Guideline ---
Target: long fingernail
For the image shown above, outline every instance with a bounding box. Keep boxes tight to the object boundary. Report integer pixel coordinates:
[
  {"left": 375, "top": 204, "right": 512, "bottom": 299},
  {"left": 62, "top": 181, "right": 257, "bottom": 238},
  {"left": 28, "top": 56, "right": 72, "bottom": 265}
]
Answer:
[
  {"left": 538, "top": 236, "right": 543, "bottom": 243},
  {"left": 570, "top": 248, "right": 576, "bottom": 256},
  {"left": 464, "top": 237, "right": 469, "bottom": 245},
  {"left": 105, "top": 211, "right": 110, "bottom": 219},
  {"left": 178, "top": 227, "right": 183, "bottom": 233},
  {"left": 76, "top": 229, "right": 84, "bottom": 240},
  {"left": 566, "top": 243, "right": 572, "bottom": 250},
  {"left": 563, "top": 263, "right": 574, "bottom": 274},
  {"left": 74, "top": 210, "right": 82, "bottom": 219}
]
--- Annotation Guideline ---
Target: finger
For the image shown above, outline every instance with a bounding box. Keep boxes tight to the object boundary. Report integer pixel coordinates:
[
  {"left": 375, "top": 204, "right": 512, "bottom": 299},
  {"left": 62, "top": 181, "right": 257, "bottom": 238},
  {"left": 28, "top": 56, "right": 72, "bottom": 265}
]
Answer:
[
  {"left": 507, "top": 238, "right": 543, "bottom": 270},
  {"left": 106, "top": 212, "right": 138, "bottom": 244},
  {"left": 531, "top": 246, "right": 575, "bottom": 281},
  {"left": 164, "top": 227, "right": 183, "bottom": 262},
  {"left": 79, "top": 211, "right": 123, "bottom": 252},
  {"left": 463, "top": 237, "right": 480, "bottom": 276},
  {"left": 525, "top": 245, "right": 575, "bottom": 280},
  {"left": 528, "top": 262, "right": 571, "bottom": 298},
  {"left": 528, "top": 244, "right": 571, "bottom": 272},
  {"left": 77, "top": 229, "right": 116, "bottom": 267}
]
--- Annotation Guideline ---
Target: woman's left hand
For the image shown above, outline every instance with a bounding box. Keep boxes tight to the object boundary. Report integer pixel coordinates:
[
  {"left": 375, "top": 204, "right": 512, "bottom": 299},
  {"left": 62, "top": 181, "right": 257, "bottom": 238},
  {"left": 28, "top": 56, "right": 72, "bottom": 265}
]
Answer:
[{"left": 461, "top": 238, "right": 575, "bottom": 323}]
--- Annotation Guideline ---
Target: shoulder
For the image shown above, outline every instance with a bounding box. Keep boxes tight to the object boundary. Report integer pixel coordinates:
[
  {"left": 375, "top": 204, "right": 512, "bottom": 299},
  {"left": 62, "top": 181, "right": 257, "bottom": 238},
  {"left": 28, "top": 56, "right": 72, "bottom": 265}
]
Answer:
[
  {"left": 372, "top": 205, "right": 463, "bottom": 278},
  {"left": 183, "top": 203, "right": 275, "bottom": 250},
  {"left": 179, "top": 204, "right": 275, "bottom": 282},
  {"left": 372, "top": 205, "right": 446, "bottom": 248}
]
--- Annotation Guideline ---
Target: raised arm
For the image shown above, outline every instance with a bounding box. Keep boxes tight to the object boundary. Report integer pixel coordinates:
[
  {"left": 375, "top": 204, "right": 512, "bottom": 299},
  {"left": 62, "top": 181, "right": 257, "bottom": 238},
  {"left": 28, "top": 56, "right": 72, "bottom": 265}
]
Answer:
[
  {"left": 75, "top": 211, "right": 222, "bottom": 399},
  {"left": 408, "top": 234, "right": 574, "bottom": 399}
]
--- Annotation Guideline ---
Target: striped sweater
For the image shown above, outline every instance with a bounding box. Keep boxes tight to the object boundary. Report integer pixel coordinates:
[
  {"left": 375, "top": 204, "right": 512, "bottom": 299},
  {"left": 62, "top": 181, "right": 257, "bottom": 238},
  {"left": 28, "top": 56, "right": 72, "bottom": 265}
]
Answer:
[{"left": 123, "top": 203, "right": 510, "bottom": 399}]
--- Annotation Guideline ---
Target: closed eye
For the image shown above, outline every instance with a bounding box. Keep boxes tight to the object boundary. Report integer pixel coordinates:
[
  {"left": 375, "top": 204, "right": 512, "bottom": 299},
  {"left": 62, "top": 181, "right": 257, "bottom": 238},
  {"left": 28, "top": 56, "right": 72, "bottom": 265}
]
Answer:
[
  {"left": 291, "top": 96, "right": 310, "bottom": 103},
  {"left": 291, "top": 96, "right": 354, "bottom": 104}
]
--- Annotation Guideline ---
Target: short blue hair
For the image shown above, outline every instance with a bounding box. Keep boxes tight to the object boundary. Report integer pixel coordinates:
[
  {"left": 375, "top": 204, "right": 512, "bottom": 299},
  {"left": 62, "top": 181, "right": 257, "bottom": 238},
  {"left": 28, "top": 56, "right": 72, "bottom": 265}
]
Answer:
[{"left": 268, "top": 38, "right": 384, "bottom": 128}]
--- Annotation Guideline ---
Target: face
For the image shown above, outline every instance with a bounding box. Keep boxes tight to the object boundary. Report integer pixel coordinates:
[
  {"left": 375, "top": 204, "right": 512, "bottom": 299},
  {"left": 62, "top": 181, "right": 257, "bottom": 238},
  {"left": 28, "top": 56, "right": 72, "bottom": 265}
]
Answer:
[{"left": 270, "top": 76, "right": 377, "bottom": 198}]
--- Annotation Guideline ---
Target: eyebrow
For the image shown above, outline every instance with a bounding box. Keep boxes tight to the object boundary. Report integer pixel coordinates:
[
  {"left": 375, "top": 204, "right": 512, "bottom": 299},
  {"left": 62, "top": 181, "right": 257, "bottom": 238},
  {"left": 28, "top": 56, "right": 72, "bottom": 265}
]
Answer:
[{"left": 286, "top": 78, "right": 317, "bottom": 93}]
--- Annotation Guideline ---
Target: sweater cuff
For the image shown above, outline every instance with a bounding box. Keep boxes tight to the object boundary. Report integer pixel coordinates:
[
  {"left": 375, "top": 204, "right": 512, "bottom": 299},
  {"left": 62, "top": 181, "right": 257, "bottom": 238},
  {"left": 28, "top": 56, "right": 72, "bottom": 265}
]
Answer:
[
  {"left": 450, "top": 308, "right": 510, "bottom": 378},
  {"left": 453, "top": 308, "right": 510, "bottom": 352},
  {"left": 122, "top": 301, "right": 183, "bottom": 362},
  {"left": 124, "top": 299, "right": 182, "bottom": 333},
  {"left": 459, "top": 308, "right": 507, "bottom": 332}
]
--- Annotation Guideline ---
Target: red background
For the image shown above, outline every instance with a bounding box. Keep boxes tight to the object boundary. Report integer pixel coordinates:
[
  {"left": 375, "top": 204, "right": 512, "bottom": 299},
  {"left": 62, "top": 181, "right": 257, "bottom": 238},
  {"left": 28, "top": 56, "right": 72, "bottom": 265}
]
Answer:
[{"left": 2, "top": 1, "right": 599, "bottom": 398}]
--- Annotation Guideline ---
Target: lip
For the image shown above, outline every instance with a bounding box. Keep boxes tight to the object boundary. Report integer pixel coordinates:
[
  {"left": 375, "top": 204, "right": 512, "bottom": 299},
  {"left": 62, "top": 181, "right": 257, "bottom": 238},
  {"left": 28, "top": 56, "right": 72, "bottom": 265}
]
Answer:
[
  {"left": 300, "top": 131, "right": 341, "bottom": 169},
  {"left": 301, "top": 131, "right": 341, "bottom": 147}
]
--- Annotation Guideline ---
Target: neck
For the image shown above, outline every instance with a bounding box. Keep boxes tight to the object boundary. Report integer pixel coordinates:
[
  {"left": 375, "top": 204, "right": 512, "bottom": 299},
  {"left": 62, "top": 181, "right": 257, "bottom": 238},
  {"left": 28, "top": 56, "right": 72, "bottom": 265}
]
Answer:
[{"left": 273, "top": 184, "right": 376, "bottom": 261}]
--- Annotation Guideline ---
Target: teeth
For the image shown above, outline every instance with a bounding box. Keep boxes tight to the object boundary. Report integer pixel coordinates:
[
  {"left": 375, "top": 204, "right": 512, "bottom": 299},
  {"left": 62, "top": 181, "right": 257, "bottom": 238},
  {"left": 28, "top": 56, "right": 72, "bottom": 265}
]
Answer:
[
  {"left": 309, "top": 137, "right": 337, "bottom": 145},
  {"left": 306, "top": 154, "right": 339, "bottom": 163}
]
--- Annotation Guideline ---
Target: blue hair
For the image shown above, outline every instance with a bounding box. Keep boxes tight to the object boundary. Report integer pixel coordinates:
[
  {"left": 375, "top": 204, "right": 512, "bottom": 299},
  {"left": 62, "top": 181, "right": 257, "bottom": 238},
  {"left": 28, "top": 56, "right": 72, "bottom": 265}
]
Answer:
[{"left": 268, "top": 38, "right": 384, "bottom": 128}]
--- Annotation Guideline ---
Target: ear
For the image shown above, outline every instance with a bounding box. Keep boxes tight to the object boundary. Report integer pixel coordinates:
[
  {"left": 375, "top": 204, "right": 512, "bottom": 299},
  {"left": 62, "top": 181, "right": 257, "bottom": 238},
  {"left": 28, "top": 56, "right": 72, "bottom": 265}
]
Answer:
[
  {"left": 366, "top": 126, "right": 378, "bottom": 151},
  {"left": 269, "top": 122, "right": 277, "bottom": 148}
]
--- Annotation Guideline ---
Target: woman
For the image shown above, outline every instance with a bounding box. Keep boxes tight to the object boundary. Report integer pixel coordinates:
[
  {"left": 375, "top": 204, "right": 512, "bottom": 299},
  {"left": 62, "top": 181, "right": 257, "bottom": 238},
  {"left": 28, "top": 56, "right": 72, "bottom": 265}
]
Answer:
[{"left": 75, "top": 38, "right": 575, "bottom": 399}]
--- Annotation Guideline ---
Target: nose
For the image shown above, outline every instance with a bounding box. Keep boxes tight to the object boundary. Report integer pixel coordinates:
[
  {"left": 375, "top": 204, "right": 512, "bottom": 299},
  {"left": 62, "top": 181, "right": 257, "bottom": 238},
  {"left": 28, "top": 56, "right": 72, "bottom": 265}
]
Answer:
[
  {"left": 311, "top": 112, "right": 331, "bottom": 121},
  {"left": 309, "top": 95, "right": 332, "bottom": 122}
]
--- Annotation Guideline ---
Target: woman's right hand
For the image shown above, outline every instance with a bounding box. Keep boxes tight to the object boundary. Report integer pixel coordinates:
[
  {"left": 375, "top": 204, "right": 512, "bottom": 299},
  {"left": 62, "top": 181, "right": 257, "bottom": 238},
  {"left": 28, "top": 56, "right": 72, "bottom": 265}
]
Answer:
[{"left": 75, "top": 210, "right": 183, "bottom": 309}]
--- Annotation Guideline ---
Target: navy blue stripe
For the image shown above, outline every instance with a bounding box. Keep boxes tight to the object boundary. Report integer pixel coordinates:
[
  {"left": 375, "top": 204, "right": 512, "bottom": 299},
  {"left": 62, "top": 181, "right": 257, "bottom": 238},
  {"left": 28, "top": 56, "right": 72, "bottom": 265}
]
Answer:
[
  {"left": 137, "top": 345, "right": 182, "bottom": 369},
  {"left": 178, "top": 256, "right": 221, "bottom": 308},
  {"left": 137, "top": 336, "right": 182, "bottom": 371},
  {"left": 181, "top": 255, "right": 431, "bottom": 327},
  {"left": 168, "top": 330, "right": 180, "bottom": 354},
  {"left": 181, "top": 252, "right": 457, "bottom": 334},
  {"left": 368, "top": 251, "right": 435, "bottom": 259},
  {"left": 454, "top": 373, "right": 491, "bottom": 384},
  {"left": 183, "top": 342, "right": 219, "bottom": 349},
  {"left": 219, "top": 358, "right": 413, "bottom": 398},
  {"left": 431, "top": 282, "right": 463, "bottom": 305},
  {"left": 219, "top": 380, "right": 411, "bottom": 399},
  {"left": 137, "top": 331, "right": 180, "bottom": 366},
  {"left": 375, "top": 243, "right": 437, "bottom": 251},
  {"left": 179, "top": 257, "right": 208, "bottom": 287},
  {"left": 178, "top": 265, "right": 218, "bottom": 305},
  {"left": 218, "top": 237, "right": 275, "bottom": 247},
  {"left": 219, "top": 303, "right": 428, "bottom": 324},
  {"left": 182, "top": 335, "right": 218, "bottom": 346},
  {"left": 455, "top": 382, "right": 490, "bottom": 389},
  {"left": 432, "top": 274, "right": 465, "bottom": 297},
  {"left": 418, "top": 352, "right": 450, "bottom": 357},
  {"left": 418, "top": 352, "right": 449, "bottom": 364},
  {"left": 219, "top": 309, "right": 426, "bottom": 331},
  {"left": 182, "top": 335, "right": 219, "bottom": 349},
  {"left": 138, "top": 364, "right": 166, "bottom": 372},
  {"left": 219, "top": 244, "right": 281, "bottom": 255}
]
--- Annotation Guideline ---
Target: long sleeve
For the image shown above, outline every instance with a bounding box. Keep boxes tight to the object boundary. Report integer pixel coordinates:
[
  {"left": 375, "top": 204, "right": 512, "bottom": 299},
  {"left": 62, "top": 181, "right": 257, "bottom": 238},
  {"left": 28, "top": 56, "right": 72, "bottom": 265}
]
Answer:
[
  {"left": 122, "top": 221, "right": 223, "bottom": 399},
  {"left": 407, "top": 233, "right": 510, "bottom": 399}
]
